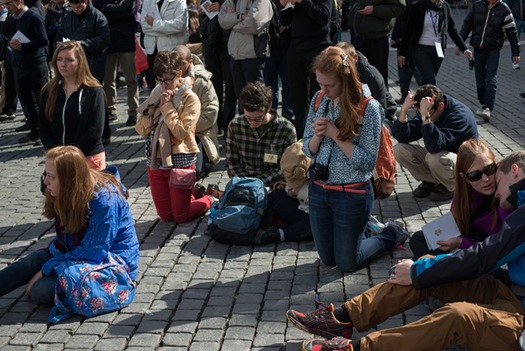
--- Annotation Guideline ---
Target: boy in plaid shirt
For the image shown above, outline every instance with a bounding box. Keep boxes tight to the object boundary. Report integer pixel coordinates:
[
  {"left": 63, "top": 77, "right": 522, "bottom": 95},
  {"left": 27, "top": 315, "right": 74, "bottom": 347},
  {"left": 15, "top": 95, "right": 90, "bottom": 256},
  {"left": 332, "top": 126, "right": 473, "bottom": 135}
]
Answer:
[{"left": 226, "top": 81, "right": 297, "bottom": 188}]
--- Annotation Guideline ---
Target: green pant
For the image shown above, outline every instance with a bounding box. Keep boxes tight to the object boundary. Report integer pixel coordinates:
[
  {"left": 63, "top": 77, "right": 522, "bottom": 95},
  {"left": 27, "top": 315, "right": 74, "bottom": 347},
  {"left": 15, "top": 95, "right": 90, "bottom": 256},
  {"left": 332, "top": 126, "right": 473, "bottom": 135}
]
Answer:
[{"left": 345, "top": 275, "right": 525, "bottom": 351}]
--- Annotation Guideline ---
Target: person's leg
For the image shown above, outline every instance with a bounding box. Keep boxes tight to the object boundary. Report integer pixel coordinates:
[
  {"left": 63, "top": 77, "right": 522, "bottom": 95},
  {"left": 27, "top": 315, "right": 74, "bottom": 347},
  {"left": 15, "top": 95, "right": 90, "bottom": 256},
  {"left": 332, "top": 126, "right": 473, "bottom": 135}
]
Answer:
[
  {"left": 330, "top": 182, "right": 375, "bottom": 272},
  {"left": 0, "top": 250, "right": 51, "bottom": 297},
  {"left": 357, "top": 276, "right": 525, "bottom": 350},
  {"left": 409, "top": 230, "right": 442, "bottom": 258},
  {"left": 397, "top": 49, "right": 413, "bottom": 100},
  {"left": 241, "top": 58, "right": 265, "bottom": 86},
  {"left": 221, "top": 47, "right": 237, "bottom": 128},
  {"left": 269, "top": 188, "right": 312, "bottom": 241},
  {"left": 474, "top": 49, "right": 488, "bottom": 107},
  {"left": 170, "top": 182, "right": 213, "bottom": 223},
  {"left": 411, "top": 46, "right": 437, "bottom": 86},
  {"left": 482, "top": 49, "right": 500, "bottom": 111},
  {"left": 308, "top": 183, "right": 336, "bottom": 265},
  {"left": 30, "top": 276, "right": 57, "bottom": 306},
  {"left": 103, "top": 53, "right": 119, "bottom": 116},
  {"left": 426, "top": 150, "right": 456, "bottom": 192},
  {"left": 287, "top": 50, "right": 309, "bottom": 137},
  {"left": 3, "top": 65, "right": 17, "bottom": 115},
  {"left": 146, "top": 51, "right": 157, "bottom": 91},
  {"left": 230, "top": 58, "right": 246, "bottom": 98},
  {"left": 119, "top": 51, "right": 139, "bottom": 120},
  {"left": 359, "top": 37, "right": 389, "bottom": 88},
  {"left": 263, "top": 51, "right": 280, "bottom": 110},
  {"left": 394, "top": 143, "right": 434, "bottom": 183},
  {"left": 278, "top": 48, "right": 294, "bottom": 119},
  {"left": 147, "top": 167, "right": 174, "bottom": 222}
]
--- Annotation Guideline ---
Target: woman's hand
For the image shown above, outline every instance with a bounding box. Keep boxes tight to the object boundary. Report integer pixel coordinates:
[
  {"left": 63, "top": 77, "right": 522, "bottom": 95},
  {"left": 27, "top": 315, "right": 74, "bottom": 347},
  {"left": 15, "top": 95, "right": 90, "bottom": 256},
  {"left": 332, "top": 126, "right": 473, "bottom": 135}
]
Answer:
[
  {"left": 160, "top": 90, "right": 173, "bottom": 106},
  {"left": 398, "top": 55, "right": 406, "bottom": 68},
  {"left": 145, "top": 14, "right": 154, "bottom": 26},
  {"left": 436, "top": 236, "right": 461, "bottom": 252},
  {"left": 25, "top": 270, "right": 43, "bottom": 297},
  {"left": 312, "top": 117, "right": 338, "bottom": 139}
]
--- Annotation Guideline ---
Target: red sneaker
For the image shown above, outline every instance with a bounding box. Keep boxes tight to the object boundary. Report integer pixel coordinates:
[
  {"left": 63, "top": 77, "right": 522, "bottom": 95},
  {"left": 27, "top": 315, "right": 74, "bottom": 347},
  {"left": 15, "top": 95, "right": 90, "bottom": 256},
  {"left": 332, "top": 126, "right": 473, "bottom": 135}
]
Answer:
[
  {"left": 286, "top": 301, "right": 353, "bottom": 340},
  {"left": 302, "top": 336, "right": 354, "bottom": 351}
]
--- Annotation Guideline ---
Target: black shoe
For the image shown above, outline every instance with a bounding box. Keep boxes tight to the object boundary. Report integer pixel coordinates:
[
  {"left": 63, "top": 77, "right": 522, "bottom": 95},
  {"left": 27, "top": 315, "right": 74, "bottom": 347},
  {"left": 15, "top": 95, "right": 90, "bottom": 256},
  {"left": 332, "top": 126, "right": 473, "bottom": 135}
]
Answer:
[
  {"left": 102, "top": 137, "right": 111, "bottom": 146},
  {"left": 395, "top": 97, "right": 405, "bottom": 104},
  {"left": 0, "top": 112, "right": 16, "bottom": 121},
  {"left": 413, "top": 181, "right": 436, "bottom": 198},
  {"left": 429, "top": 184, "right": 453, "bottom": 202},
  {"left": 520, "top": 92, "right": 525, "bottom": 99},
  {"left": 125, "top": 116, "right": 137, "bottom": 126},
  {"left": 15, "top": 123, "right": 31, "bottom": 131},
  {"left": 255, "top": 227, "right": 281, "bottom": 245},
  {"left": 108, "top": 112, "right": 118, "bottom": 121},
  {"left": 18, "top": 131, "right": 39, "bottom": 143}
]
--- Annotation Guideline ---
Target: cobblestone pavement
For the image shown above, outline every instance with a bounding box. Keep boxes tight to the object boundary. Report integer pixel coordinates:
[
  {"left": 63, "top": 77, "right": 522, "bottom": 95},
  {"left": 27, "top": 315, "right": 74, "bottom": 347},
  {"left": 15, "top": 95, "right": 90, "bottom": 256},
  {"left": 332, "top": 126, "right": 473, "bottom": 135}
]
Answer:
[{"left": 0, "top": 8, "right": 524, "bottom": 350}]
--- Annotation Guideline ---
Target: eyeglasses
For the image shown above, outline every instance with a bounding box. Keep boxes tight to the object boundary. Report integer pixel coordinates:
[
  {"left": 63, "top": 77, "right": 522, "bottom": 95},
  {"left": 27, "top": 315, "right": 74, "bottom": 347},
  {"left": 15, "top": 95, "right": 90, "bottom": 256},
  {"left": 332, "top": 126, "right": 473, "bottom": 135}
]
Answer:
[
  {"left": 156, "top": 75, "right": 176, "bottom": 85},
  {"left": 465, "top": 162, "right": 498, "bottom": 182},
  {"left": 245, "top": 111, "right": 267, "bottom": 123}
]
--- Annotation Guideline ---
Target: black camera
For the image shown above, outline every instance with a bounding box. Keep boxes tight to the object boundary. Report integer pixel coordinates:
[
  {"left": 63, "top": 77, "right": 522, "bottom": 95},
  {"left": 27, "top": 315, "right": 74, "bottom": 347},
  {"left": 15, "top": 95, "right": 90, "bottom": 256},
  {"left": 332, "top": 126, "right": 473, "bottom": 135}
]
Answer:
[
  {"left": 468, "top": 57, "right": 475, "bottom": 70},
  {"left": 307, "top": 163, "right": 329, "bottom": 181}
]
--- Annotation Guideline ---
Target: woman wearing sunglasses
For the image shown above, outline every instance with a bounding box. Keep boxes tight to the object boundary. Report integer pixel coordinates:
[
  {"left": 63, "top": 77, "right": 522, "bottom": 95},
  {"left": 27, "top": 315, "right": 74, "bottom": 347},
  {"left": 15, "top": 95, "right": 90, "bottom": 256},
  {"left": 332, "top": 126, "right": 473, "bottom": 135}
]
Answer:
[{"left": 409, "top": 139, "right": 514, "bottom": 258}]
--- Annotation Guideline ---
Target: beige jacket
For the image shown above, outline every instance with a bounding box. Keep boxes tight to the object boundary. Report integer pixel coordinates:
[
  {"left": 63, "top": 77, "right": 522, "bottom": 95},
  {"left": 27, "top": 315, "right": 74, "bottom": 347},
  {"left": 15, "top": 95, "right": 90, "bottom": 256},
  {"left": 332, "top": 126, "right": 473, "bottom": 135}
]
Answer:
[{"left": 136, "top": 79, "right": 201, "bottom": 168}]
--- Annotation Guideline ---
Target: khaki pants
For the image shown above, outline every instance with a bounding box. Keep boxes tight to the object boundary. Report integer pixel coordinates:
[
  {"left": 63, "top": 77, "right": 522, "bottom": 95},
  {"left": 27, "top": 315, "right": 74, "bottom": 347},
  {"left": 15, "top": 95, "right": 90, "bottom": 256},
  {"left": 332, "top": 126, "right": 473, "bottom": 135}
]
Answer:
[
  {"left": 394, "top": 143, "right": 456, "bottom": 192},
  {"left": 345, "top": 275, "right": 525, "bottom": 351},
  {"left": 103, "top": 52, "right": 139, "bottom": 117}
]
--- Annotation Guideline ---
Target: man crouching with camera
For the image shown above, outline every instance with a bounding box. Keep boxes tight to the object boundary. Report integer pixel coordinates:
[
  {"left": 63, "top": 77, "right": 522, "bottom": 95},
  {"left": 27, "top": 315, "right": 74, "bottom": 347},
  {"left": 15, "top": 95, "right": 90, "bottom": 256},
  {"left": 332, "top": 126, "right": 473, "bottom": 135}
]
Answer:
[{"left": 301, "top": 46, "right": 408, "bottom": 274}]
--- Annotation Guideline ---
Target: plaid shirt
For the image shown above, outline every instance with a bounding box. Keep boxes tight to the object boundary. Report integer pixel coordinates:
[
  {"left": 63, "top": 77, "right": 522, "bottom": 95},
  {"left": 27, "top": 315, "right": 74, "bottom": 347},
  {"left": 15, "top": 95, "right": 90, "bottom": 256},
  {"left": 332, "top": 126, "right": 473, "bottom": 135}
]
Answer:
[{"left": 226, "top": 112, "right": 297, "bottom": 187}]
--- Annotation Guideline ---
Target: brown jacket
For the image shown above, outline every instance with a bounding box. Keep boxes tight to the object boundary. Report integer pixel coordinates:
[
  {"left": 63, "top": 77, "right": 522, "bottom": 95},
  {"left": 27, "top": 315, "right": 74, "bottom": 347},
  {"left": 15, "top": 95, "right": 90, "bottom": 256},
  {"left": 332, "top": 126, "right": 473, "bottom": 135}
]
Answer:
[{"left": 136, "top": 81, "right": 201, "bottom": 168}]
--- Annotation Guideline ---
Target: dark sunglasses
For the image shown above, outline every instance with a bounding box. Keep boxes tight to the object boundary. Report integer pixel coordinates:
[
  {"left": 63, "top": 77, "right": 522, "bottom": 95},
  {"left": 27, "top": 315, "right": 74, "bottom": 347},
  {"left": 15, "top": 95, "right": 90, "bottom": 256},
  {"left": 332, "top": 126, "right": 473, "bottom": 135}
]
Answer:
[{"left": 464, "top": 162, "right": 498, "bottom": 182}]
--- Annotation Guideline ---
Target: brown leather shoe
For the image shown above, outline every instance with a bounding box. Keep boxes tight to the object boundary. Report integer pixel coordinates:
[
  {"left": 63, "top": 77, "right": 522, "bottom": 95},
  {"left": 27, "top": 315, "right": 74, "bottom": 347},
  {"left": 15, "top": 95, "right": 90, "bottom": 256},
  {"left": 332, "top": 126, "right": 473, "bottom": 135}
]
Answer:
[
  {"left": 429, "top": 184, "right": 454, "bottom": 202},
  {"left": 413, "top": 181, "right": 436, "bottom": 198}
]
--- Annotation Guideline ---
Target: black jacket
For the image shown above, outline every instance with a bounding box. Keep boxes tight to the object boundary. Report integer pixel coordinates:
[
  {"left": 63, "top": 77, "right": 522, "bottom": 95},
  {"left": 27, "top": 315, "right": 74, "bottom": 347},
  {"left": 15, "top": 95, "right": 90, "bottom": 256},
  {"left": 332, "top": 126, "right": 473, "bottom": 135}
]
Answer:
[
  {"left": 56, "top": 2, "right": 110, "bottom": 81},
  {"left": 93, "top": 0, "right": 136, "bottom": 53},
  {"left": 199, "top": 0, "right": 230, "bottom": 49},
  {"left": 280, "top": 0, "right": 332, "bottom": 53},
  {"left": 356, "top": 51, "right": 396, "bottom": 120},
  {"left": 399, "top": 0, "right": 468, "bottom": 56},
  {"left": 39, "top": 85, "right": 105, "bottom": 157},
  {"left": 460, "top": 0, "right": 520, "bottom": 56}
]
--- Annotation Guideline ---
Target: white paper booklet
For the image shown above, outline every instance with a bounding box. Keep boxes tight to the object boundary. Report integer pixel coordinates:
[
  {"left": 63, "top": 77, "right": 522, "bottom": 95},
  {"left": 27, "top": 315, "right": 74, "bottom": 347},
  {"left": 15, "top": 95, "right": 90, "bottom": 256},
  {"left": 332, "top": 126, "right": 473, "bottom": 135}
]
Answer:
[
  {"left": 421, "top": 212, "right": 461, "bottom": 251},
  {"left": 201, "top": 0, "right": 219, "bottom": 19}
]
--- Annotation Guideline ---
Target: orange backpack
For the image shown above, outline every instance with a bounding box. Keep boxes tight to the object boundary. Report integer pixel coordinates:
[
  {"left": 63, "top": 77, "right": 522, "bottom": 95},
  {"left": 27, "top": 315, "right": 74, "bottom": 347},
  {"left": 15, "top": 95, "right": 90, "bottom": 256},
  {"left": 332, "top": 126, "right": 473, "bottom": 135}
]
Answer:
[{"left": 313, "top": 92, "right": 396, "bottom": 199}]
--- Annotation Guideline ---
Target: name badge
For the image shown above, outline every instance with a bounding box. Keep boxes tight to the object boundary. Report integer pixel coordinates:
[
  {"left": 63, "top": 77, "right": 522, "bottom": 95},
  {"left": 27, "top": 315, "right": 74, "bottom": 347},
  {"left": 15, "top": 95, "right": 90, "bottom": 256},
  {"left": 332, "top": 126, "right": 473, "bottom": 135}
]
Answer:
[
  {"left": 264, "top": 153, "right": 278, "bottom": 164},
  {"left": 435, "top": 42, "right": 444, "bottom": 58}
]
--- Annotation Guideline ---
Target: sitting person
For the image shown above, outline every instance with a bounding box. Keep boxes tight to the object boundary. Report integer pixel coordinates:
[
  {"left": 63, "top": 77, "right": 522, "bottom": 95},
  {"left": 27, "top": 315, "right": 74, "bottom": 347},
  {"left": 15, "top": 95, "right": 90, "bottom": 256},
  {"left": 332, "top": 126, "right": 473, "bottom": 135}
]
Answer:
[
  {"left": 0, "top": 145, "right": 139, "bottom": 306},
  {"left": 392, "top": 84, "right": 478, "bottom": 201},
  {"left": 286, "top": 150, "right": 525, "bottom": 351},
  {"left": 225, "top": 81, "right": 297, "bottom": 188},
  {"left": 255, "top": 141, "right": 313, "bottom": 244},
  {"left": 136, "top": 50, "right": 214, "bottom": 223},
  {"left": 410, "top": 139, "right": 514, "bottom": 258},
  {"left": 39, "top": 41, "right": 106, "bottom": 170},
  {"left": 173, "top": 45, "right": 221, "bottom": 179}
]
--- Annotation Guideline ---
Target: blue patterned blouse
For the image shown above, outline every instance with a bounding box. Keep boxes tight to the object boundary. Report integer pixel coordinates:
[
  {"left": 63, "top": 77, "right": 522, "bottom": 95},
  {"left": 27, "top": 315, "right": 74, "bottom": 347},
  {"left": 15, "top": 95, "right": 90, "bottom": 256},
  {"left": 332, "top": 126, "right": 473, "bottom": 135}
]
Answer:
[{"left": 302, "top": 86, "right": 383, "bottom": 185}]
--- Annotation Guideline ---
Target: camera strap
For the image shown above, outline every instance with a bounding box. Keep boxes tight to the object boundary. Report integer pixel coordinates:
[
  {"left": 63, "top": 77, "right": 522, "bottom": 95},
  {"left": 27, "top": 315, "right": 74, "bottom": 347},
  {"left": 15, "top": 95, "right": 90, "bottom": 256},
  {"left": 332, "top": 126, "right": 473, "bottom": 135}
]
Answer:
[{"left": 313, "top": 99, "right": 334, "bottom": 166}]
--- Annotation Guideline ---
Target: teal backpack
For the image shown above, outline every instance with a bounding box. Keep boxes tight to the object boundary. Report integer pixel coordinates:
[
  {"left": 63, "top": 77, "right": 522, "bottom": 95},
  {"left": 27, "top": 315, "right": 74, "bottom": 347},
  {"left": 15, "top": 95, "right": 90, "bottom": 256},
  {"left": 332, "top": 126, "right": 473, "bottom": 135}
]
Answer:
[{"left": 209, "top": 177, "right": 268, "bottom": 245}]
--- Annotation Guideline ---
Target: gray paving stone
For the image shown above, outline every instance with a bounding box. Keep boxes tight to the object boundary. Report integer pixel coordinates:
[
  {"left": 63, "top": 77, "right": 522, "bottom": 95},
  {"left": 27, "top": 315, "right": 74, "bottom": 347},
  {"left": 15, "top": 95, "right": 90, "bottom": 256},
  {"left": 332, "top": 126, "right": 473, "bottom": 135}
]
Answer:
[{"left": 93, "top": 337, "right": 128, "bottom": 351}]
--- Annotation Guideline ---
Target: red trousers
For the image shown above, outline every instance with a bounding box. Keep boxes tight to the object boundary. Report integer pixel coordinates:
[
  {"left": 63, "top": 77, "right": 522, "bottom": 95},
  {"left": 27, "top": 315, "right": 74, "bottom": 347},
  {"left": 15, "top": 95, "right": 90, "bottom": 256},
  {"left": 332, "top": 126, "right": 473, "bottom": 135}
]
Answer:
[{"left": 147, "top": 166, "right": 213, "bottom": 223}]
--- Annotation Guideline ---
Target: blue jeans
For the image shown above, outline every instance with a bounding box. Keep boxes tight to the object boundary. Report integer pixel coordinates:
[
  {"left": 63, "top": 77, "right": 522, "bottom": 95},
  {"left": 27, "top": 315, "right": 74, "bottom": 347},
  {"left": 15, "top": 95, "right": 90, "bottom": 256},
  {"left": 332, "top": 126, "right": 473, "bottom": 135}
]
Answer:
[
  {"left": 263, "top": 49, "right": 294, "bottom": 119},
  {"left": 308, "top": 181, "right": 397, "bottom": 273},
  {"left": 0, "top": 250, "right": 56, "bottom": 305},
  {"left": 474, "top": 49, "right": 500, "bottom": 110}
]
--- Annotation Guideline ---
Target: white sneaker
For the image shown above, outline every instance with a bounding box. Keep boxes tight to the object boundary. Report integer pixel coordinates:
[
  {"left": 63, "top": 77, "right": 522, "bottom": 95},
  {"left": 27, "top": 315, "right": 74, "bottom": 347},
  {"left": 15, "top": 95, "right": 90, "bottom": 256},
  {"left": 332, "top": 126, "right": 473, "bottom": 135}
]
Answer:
[
  {"left": 513, "top": 63, "right": 521, "bottom": 69},
  {"left": 476, "top": 107, "right": 491, "bottom": 122}
]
